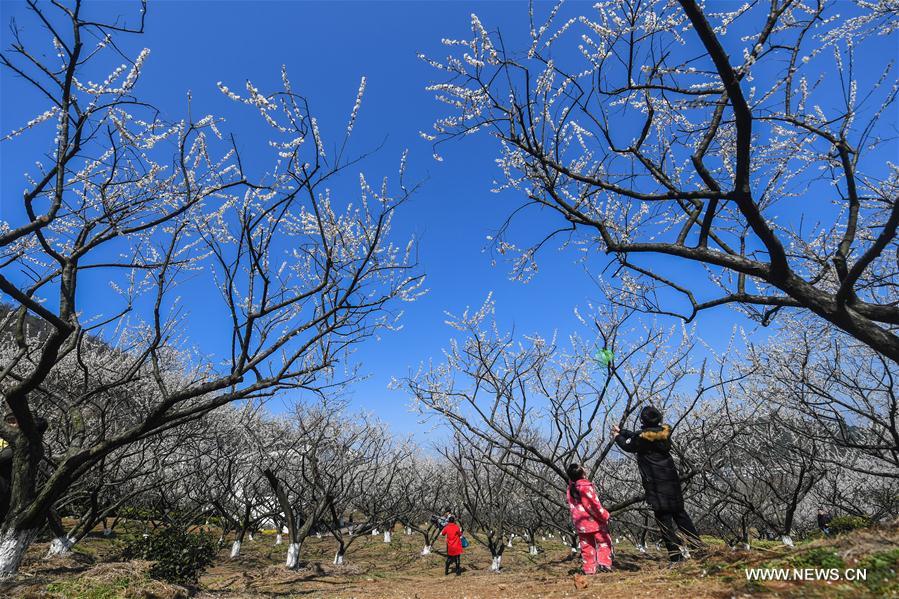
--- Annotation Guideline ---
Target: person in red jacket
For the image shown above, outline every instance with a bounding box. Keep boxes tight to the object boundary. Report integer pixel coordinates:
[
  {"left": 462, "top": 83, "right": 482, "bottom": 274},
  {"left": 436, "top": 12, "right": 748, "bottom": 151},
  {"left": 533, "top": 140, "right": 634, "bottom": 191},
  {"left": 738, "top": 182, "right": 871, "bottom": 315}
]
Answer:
[
  {"left": 441, "top": 515, "right": 463, "bottom": 575},
  {"left": 566, "top": 463, "right": 613, "bottom": 574}
]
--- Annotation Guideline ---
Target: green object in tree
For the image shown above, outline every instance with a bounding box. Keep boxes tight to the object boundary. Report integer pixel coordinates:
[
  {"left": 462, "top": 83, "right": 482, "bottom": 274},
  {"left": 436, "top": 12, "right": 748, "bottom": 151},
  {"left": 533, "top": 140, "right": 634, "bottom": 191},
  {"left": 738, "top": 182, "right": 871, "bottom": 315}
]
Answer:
[{"left": 595, "top": 348, "right": 614, "bottom": 366}]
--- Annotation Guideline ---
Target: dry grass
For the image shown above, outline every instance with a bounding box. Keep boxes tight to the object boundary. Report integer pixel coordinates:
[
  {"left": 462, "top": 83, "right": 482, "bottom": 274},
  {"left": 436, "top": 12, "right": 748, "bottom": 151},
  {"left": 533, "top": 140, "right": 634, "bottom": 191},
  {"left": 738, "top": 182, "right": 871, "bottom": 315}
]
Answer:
[{"left": 2, "top": 521, "right": 896, "bottom": 598}]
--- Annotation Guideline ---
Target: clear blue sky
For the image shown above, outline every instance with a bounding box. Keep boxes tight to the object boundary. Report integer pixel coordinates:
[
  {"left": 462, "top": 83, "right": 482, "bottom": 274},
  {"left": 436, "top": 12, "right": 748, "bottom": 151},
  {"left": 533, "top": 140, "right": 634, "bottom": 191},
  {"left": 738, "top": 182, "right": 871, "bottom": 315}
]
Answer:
[{"left": 1, "top": 1, "right": 893, "bottom": 438}]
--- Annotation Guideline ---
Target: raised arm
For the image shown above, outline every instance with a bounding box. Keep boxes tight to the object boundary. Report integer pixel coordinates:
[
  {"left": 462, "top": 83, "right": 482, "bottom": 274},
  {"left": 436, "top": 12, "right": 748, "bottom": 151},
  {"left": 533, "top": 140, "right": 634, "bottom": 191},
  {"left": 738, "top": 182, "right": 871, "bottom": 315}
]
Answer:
[{"left": 614, "top": 428, "right": 643, "bottom": 454}]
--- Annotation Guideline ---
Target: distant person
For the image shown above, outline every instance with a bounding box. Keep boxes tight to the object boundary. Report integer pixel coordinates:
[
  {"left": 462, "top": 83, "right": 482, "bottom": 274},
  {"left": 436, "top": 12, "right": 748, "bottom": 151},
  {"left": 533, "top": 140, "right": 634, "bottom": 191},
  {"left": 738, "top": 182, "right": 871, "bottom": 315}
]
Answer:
[
  {"left": 612, "top": 406, "right": 703, "bottom": 562},
  {"left": 440, "top": 515, "right": 463, "bottom": 576},
  {"left": 565, "top": 463, "right": 612, "bottom": 574},
  {"left": 817, "top": 508, "right": 832, "bottom": 536}
]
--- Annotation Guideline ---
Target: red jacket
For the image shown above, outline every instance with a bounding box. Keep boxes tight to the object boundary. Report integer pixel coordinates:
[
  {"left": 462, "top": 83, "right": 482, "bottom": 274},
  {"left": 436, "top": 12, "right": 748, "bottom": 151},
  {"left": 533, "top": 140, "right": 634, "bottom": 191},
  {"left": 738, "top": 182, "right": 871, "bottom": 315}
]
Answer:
[
  {"left": 441, "top": 522, "right": 463, "bottom": 556},
  {"left": 566, "top": 479, "right": 610, "bottom": 534}
]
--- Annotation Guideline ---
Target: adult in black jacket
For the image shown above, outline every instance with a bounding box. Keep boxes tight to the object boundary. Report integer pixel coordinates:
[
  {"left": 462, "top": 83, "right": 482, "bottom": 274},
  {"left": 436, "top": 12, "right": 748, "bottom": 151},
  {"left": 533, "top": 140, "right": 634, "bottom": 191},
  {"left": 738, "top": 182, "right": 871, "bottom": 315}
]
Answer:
[{"left": 612, "top": 406, "right": 702, "bottom": 562}]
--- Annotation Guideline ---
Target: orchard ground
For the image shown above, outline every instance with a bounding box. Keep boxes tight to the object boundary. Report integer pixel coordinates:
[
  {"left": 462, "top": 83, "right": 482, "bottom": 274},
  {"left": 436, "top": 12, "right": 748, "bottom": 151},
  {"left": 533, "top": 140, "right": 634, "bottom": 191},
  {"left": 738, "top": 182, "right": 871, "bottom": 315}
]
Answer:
[{"left": 2, "top": 521, "right": 898, "bottom": 598}]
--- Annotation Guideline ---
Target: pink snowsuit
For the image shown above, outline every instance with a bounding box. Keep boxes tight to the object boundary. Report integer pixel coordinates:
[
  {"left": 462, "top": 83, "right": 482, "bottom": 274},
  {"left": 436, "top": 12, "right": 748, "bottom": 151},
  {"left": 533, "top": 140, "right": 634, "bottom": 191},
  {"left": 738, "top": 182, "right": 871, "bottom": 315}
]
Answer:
[{"left": 566, "top": 478, "right": 612, "bottom": 573}]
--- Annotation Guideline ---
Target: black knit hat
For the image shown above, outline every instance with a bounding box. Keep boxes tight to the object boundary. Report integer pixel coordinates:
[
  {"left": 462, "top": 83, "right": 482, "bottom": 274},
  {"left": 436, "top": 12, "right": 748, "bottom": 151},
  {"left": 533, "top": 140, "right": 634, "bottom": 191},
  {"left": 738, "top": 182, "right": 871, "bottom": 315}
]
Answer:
[{"left": 639, "top": 405, "right": 662, "bottom": 426}]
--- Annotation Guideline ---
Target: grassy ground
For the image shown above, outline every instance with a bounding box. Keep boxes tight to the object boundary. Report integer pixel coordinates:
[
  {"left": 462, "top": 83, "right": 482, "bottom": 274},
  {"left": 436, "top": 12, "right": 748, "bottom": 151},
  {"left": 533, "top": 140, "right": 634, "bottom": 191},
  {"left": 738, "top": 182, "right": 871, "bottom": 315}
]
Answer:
[{"left": 3, "top": 521, "right": 898, "bottom": 598}]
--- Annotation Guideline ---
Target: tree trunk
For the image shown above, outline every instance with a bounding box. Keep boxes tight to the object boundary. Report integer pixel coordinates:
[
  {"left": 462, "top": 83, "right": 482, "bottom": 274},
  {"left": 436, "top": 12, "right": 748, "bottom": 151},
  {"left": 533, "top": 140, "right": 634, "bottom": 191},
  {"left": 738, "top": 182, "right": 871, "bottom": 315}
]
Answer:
[
  {"left": 286, "top": 542, "right": 300, "bottom": 569},
  {"left": 333, "top": 544, "right": 345, "bottom": 565},
  {"left": 46, "top": 535, "right": 75, "bottom": 557},
  {"left": 45, "top": 510, "right": 74, "bottom": 557},
  {"left": 0, "top": 528, "right": 39, "bottom": 578},
  {"left": 490, "top": 554, "right": 502, "bottom": 571}
]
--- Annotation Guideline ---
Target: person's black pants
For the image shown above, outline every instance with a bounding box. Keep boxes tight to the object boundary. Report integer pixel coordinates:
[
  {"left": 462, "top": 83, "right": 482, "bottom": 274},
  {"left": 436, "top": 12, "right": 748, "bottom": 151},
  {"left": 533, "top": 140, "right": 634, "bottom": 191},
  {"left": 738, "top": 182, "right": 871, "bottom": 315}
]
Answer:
[
  {"left": 445, "top": 554, "right": 461, "bottom": 575},
  {"left": 654, "top": 509, "right": 702, "bottom": 561}
]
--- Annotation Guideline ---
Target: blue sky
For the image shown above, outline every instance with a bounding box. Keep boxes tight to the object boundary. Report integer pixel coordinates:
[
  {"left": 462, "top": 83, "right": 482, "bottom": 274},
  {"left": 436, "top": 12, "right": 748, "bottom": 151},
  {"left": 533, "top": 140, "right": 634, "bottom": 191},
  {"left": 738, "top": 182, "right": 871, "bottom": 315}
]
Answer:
[{"left": 2, "top": 1, "right": 894, "bottom": 438}]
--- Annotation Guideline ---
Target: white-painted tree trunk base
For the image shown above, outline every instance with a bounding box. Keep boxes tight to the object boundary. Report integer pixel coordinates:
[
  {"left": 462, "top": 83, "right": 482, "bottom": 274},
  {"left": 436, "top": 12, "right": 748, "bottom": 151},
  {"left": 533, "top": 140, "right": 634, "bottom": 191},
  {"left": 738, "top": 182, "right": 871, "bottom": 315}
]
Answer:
[
  {"left": 781, "top": 535, "right": 794, "bottom": 547},
  {"left": 636, "top": 543, "right": 647, "bottom": 553},
  {"left": 529, "top": 545, "right": 538, "bottom": 555},
  {"left": 102, "top": 528, "right": 112, "bottom": 537},
  {"left": 0, "top": 529, "right": 39, "bottom": 579},
  {"left": 315, "top": 532, "right": 322, "bottom": 539},
  {"left": 333, "top": 551, "right": 344, "bottom": 565},
  {"left": 570, "top": 546, "right": 578, "bottom": 553},
  {"left": 46, "top": 536, "right": 75, "bottom": 557},
  {"left": 249, "top": 533, "right": 255, "bottom": 542},
  {"left": 371, "top": 529, "right": 378, "bottom": 536},
  {"left": 490, "top": 555, "right": 502, "bottom": 571},
  {"left": 383, "top": 531, "right": 391, "bottom": 543},
  {"left": 285, "top": 542, "right": 300, "bottom": 569},
  {"left": 275, "top": 533, "right": 283, "bottom": 545},
  {"left": 282, "top": 526, "right": 289, "bottom": 534},
  {"left": 742, "top": 542, "right": 751, "bottom": 551},
  {"left": 506, "top": 539, "right": 513, "bottom": 548},
  {"left": 404, "top": 527, "right": 412, "bottom": 536},
  {"left": 421, "top": 545, "right": 431, "bottom": 555},
  {"left": 230, "top": 540, "right": 241, "bottom": 558}
]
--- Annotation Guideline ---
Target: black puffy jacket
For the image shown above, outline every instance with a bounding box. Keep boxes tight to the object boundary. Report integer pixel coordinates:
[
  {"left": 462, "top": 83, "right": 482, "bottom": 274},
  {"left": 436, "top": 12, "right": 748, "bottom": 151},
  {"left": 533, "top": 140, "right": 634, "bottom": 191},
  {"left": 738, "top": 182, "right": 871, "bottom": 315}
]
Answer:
[{"left": 615, "top": 424, "right": 684, "bottom": 512}]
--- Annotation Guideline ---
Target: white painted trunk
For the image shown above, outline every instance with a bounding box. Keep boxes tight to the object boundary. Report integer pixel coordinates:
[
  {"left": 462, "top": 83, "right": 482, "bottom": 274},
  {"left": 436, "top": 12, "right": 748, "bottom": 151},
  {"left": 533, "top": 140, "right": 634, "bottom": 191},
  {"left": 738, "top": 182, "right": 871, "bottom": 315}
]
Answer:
[
  {"left": 285, "top": 542, "right": 300, "bottom": 569},
  {"left": 333, "top": 551, "right": 344, "bottom": 565},
  {"left": 102, "top": 528, "right": 112, "bottom": 537},
  {"left": 742, "top": 542, "right": 751, "bottom": 551},
  {"left": 636, "top": 543, "right": 647, "bottom": 553},
  {"left": 490, "top": 555, "right": 502, "bottom": 571},
  {"left": 371, "top": 528, "right": 378, "bottom": 535},
  {"left": 421, "top": 545, "right": 431, "bottom": 555},
  {"left": 506, "top": 538, "right": 513, "bottom": 548},
  {"left": 230, "top": 540, "right": 241, "bottom": 558},
  {"left": 0, "top": 529, "right": 39, "bottom": 579},
  {"left": 249, "top": 533, "right": 255, "bottom": 542},
  {"left": 282, "top": 526, "right": 289, "bottom": 534},
  {"left": 383, "top": 531, "right": 391, "bottom": 543},
  {"left": 315, "top": 532, "right": 321, "bottom": 539},
  {"left": 570, "top": 546, "right": 578, "bottom": 554},
  {"left": 46, "top": 536, "right": 75, "bottom": 557},
  {"left": 275, "top": 533, "right": 283, "bottom": 545},
  {"left": 404, "top": 526, "right": 412, "bottom": 535},
  {"left": 529, "top": 545, "right": 538, "bottom": 555},
  {"left": 781, "top": 535, "right": 794, "bottom": 547}
]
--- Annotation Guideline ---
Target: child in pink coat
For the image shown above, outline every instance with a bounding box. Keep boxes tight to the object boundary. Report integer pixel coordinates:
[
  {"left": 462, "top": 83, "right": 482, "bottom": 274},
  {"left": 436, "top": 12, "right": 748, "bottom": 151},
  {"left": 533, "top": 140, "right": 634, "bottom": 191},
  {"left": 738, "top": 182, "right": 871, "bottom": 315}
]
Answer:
[{"left": 566, "top": 463, "right": 613, "bottom": 574}]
